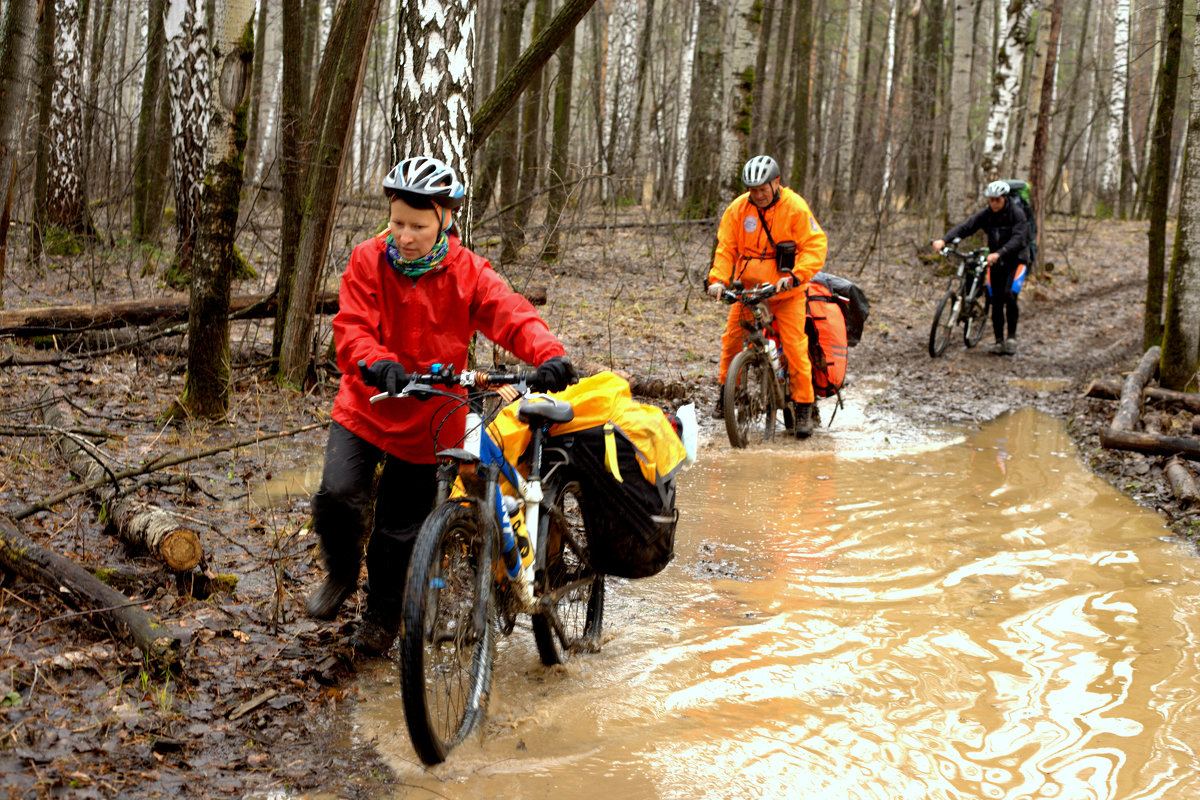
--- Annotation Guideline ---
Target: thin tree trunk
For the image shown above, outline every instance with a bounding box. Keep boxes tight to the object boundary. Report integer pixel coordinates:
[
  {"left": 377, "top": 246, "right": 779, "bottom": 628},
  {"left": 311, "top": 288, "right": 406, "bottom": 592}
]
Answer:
[
  {"left": 980, "top": 0, "right": 1037, "bottom": 178},
  {"left": 833, "top": 0, "right": 861, "bottom": 209},
  {"left": 1100, "top": 0, "right": 1130, "bottom": 212},
  {"left": 277, "top": 0, "right": 381, "bottom": 388},
  {"left": 1145, "top": 0, "right": 1184, "bottom": 350},
  {"left": 132, "top": 0, "right": 167, "bottom": 241},
  {"left": 1026, "top": 0, "right": 1062, "bottom": 275},
  {"left": 31, "top": 0, "right": 56, "bottom": 261},
  {"left": 790, "top": 0, "right": 812, "bottom": 193},
  {"left": 244, "top": 0, "right": 268, "bottom": 183},
  {"left": 945, "top": 0, "right": 977, "bottom": 224},
  {"left": 514, "top": 0, "right": 549, "bottom": 240},
  {"left": 0, "top": 0, "right": 39, "bottom": 304},
  {"left": 495, "top": 0, "right": 527, "bottom": 263},
  {"left": 543, "top": 26, "right": 576, "bottom": 261},
  {"left": 748, "top": 0, "right": 774, "bottom": 155},
  {"left": 683, "top": 0, "right": 723, "bottom": 215},
  {"left": 1160, "top": 6, "right": 1200, "bottom": 391},
  {"left": 272, "top": 0, "right": 304, "bottom": 371},
  {"left": 169, "top": 0, "right": 256, "bottom": 420}
]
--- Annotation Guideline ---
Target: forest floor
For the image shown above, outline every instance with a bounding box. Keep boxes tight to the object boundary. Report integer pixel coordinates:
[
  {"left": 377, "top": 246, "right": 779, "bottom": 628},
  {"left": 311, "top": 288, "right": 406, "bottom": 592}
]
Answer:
[{"left": 0, "top": 204, "right": 1190, "bottom": 799}]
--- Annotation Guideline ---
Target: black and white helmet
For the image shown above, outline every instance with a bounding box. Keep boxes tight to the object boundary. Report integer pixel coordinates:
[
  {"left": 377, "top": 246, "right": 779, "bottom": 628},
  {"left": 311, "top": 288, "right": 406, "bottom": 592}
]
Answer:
[
  {"left": 742, "top": 155, "right": 781, "bottom": 188},
  {"left": 984, "top": 180, "right": 1010, "bottom": 199},
  {"left": 382, "top": 156, "right": 465, "bottom": 209}
]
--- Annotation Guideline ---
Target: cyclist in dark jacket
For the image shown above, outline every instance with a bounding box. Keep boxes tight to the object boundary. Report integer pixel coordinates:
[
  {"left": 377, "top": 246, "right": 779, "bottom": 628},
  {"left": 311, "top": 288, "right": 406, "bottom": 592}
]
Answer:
[{"left": 933, "top": 180, "right": 1029, "bottom": 355}]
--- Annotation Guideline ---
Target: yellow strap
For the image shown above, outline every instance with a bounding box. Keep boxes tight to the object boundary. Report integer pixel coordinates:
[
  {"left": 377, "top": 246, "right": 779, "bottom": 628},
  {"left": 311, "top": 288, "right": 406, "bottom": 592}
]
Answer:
[{"left": 603, "top": 422, "right": 624, "bottom": 482}]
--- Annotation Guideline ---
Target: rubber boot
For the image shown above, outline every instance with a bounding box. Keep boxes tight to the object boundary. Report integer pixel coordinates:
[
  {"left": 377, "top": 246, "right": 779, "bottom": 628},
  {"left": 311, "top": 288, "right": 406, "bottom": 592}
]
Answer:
[
  {"left": 794, "top": 403, "right": 814, "bottom": 439},
  {"left": 305, "top": 574, "right": 356, "bottom": 620},
  {"left": 711, "top": 392, "right": 725, "bottom": 420}
]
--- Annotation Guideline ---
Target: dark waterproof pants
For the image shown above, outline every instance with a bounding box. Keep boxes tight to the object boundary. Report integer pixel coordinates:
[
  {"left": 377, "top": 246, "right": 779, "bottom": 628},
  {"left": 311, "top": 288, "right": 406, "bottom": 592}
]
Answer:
[
  {"left": 310, "top": 421, "right": 437, "bottom": 620},
  {"left": 989, "top": 261, "right": 1020, "bottom": 342}
]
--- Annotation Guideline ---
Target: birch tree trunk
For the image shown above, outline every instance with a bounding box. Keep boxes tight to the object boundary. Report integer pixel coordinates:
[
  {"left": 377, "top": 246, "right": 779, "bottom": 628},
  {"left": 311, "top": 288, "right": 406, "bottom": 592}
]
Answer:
[
  {"left": 44, "top": 0, "right": 89, "bottom": 234},
  {"left": 169, "top": 0, "right": 255, "bottom": 421},
  {"left": 980, "top": 0, "right": 1037, "bottom": 178},
  {"left": 945, "top": 0, "right": 977, "bottom": 224},
  {"left": 833, "top": 0, "right": 862, "bottom": 210},
  {"left": 1145, "top": 0, "right": 1184, "bottom": 350},
  {"left": 721, "top": 0, "right": 758, "bottom": 193},
  {"left": 1014, "top": 2, "right": 1050, "bottom": 175},
  {"left": 604, "top": 0, "right": 640, "bottom": 199},
  {"left": 1099, "top": 0, "right": 1130, "bottom": 212},
  {"left": 1160, "top": 5, "right": 1200, "bottom": 391},
  {"left": 673, "top": 0, "right": 697, "bottom": 201},
  {"left": 0, "top": 0, "right": 39, "bottom": 306},
  {"left": 164, "top": 0, "right": 212, "bottom": 281}
]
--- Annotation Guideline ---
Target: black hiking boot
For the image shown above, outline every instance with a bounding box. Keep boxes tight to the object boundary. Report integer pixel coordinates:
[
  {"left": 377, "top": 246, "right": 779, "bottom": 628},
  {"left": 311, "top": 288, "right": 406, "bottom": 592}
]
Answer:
[
  {"left": 351, "top": 608, "right": 400, "bottom": 656},
  {"left": 711, "top": 392, "right": 725, "bottom": 420},
  {"left": 794, "top": 403, "right": 814, "bottom": 439},
  {"left": 305, "top": 575, "right": 356, "bottom": 620}
]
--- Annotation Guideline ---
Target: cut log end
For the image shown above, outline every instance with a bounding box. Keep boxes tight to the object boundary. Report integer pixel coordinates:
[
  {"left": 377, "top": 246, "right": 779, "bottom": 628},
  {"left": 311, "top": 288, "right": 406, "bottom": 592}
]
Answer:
[{"left": 157, "top": 529, "right": 204, "bottom": 572}]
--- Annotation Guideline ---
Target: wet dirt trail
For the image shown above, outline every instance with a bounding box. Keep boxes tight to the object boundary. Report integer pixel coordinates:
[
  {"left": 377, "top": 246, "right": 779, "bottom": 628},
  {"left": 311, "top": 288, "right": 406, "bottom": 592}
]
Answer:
[{"left": 334, "top": 402, "right": 1200, "bottom": 800}]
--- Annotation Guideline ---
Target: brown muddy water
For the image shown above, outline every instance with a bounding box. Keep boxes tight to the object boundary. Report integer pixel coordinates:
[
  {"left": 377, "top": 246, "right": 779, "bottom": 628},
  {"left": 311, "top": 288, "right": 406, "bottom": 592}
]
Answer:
[{"left": 260, "top": 404, "right": 1200, "bottom": 799}]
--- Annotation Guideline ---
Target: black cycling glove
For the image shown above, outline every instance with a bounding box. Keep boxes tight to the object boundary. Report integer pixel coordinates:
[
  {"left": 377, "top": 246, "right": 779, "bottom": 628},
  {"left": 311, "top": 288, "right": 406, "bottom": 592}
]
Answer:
[
  {"left": 359, "top": 359, "right": 408, "bottom": 395},
  {"left": 534, "top": 356, "right": 578, "bottom": 392}
]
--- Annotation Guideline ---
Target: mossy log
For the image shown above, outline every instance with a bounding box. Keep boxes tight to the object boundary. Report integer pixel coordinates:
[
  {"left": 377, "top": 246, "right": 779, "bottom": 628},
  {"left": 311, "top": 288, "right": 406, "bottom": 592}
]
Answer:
[
  {"left": 0, "top": 515, "right": 182, "bottom": 675},
  {"left": 40, "top": 389, "right": 203, "bottom": 571}
]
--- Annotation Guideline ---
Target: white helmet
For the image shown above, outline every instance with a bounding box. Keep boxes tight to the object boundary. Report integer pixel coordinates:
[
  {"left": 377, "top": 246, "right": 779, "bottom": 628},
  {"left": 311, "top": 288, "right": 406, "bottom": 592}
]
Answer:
[
  {"left": 382, "top": 156, "right": 465, "bottom": 209},
  {"left": 742, "top": 155, "right": 781, "bottom": 188},
  {"left": 984, "top": 180, "right": 1010, "bottom": 199}
]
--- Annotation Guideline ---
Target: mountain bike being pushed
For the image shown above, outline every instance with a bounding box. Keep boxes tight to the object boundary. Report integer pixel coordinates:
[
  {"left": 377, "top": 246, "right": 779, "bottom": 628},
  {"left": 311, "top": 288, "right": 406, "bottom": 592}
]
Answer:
[
  {"left": 367, "top": 364, "right": 603, "bottom": 765},
  {"left": 719, "top": 281, "right": 794, "bottom": 447},
  {"left": 928, "top": 239, "right": 990, "bottom": 357}
]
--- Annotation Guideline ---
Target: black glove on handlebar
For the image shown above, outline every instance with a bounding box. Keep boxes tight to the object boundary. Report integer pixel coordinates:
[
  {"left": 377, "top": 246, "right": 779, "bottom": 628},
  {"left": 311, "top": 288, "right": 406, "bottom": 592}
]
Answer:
[
  {"left": 534, "top": 356, "right": 578, "bottom": 392},
  {"left": 359, "top": 359, "right": 408, "bottom": 395}
]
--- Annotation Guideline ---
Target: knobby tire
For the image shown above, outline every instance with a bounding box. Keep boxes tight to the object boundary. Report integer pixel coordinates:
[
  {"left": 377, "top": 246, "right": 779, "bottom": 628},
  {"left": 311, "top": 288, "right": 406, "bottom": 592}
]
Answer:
[
  {"left": 399, "top": 501, "right": 495, "bottom": 765},
  {"left": 928, "top": 291, "right": 957, "bottom": 357},
  {"left": 963, "top": 295, "right": 988, "bottom": 348},
  {"left": 724, "top": 348, "right": 778, "bottom": 448},
  {"left": 532, "top": 478, "right": 605, "bottom": 665}
]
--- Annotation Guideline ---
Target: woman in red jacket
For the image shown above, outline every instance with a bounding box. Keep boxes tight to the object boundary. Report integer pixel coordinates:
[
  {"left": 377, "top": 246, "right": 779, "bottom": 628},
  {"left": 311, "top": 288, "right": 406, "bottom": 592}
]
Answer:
[{"left": 305, "top": 156, "right": 576, "bottom": 655}]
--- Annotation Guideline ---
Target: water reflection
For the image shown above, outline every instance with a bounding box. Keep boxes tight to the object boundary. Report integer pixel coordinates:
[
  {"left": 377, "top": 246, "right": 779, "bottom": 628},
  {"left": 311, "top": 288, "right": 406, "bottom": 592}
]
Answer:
[{"left": 351, "top": 408, "right": 1200, "bottom": 799}]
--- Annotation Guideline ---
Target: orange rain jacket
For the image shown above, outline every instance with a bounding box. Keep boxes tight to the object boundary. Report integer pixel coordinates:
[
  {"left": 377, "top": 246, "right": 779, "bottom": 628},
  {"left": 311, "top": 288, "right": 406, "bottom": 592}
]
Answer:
[{"left": 707, "top": 187, "right": 828, "bottom": 403}]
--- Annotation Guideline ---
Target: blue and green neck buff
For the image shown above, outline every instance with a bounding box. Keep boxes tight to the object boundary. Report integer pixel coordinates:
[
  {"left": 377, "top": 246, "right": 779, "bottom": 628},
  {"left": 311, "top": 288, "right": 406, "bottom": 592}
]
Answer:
[{"left": 385, "top": 230, "right": 450, "bottom": 278}]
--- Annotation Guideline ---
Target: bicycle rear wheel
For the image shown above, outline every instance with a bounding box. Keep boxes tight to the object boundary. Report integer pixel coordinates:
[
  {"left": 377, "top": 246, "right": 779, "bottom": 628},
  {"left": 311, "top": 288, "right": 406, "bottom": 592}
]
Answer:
[
  {"left": 724, "top": 348, "right": 778, "bottom": 448},
  {"left": 532, "top": 478, "right": 604, "bottom": 665},
  {"left": 963, "top": 296, "right": 987, "bottom": 347},
  {"left": 399, "top": 501, "right": 495, "bottom": 765},
  {"left": 928, "top": 291, "right": 957, "bottom": 357}
]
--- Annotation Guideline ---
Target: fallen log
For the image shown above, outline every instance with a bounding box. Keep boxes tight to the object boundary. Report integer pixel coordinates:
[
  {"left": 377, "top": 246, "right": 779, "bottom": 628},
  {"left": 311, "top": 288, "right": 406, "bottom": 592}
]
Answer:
[
  {"left": 1165, "top": 458, "right": 1200, "bottom": 507},
  {"left": 1110, "top": 347, "right": 1161, "bottom": 433},
  {"left": 0, "top": 515, "right": 182, "bottom": 675},
  {"left": 0, "top": 286, "right": 547, "bottom": 338},
  {"left": 1099, "top": 428, "right": 1200, "bottom": 461},
  {"left": 40, "top": 389, "right": 204, "bottom": 571},
  {"left": 574, "top": 359, "right": 691, "bottom": 401},
  {"left": 1084, "top": 379, "right": 1200, "bottom": 414}
]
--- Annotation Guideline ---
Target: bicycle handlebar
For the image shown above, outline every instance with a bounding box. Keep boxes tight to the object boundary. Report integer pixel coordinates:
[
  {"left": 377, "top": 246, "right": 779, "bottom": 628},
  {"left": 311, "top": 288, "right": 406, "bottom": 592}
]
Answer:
[
  {"left": 363, "top": 361, "right": 537, "bottom": 403},
  {"left": 721, "top": 281, "right": 778, "bottom": 305}
]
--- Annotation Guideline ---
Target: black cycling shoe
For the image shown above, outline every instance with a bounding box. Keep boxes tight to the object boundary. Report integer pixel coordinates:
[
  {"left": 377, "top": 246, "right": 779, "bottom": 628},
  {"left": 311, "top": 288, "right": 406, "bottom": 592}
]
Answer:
[{"left": 305, "top": 575, "right": 356, "bottom": 620}]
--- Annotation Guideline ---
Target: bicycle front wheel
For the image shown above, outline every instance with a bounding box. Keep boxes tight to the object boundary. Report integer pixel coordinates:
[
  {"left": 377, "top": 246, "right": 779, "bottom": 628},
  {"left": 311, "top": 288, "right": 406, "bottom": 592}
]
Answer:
[
  {"left": 928, "top": 291, "right": 957, "bottom": 357},
  {"left": 963, "top": 296, "right": 988, "bottom": 347},
  {"left": 724, "top": 348, "right": 778, "bottom": 447},
  {"left": 532, "top": 478, "right": 604, "bottom": 666},
  {"left": 399, "top": 501, "right": 495, "bottom": 765}
]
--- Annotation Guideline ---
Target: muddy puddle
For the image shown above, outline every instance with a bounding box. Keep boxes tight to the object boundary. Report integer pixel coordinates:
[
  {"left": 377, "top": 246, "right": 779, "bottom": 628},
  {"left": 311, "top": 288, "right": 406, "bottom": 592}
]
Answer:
[{"left": 334, "top": 406, "right": 1200, "bottom": 800}]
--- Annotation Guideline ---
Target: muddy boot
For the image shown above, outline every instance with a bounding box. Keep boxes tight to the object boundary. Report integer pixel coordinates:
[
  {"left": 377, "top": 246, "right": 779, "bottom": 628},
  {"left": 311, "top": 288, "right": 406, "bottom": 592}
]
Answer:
[
  {"left": 988, "top": 340, "right": 1006, "bottom": 355},
  {"left": 711, "top": 392, "right": 725, "bottom": 420},
  {"left": 351, "top": 605, "right": 400, "bottom": 656},
  {"left": 783, "top": 403, "right": 794, "bottom": 431},
  {"left": 305, "top": 574, "right": 356, "bottom": 620},
  {"left": 794, "top": 403, "right": 814, "bottom": 439},
  {"left": 1003, "top": 337, "right": 1018, "bottom": 355}
]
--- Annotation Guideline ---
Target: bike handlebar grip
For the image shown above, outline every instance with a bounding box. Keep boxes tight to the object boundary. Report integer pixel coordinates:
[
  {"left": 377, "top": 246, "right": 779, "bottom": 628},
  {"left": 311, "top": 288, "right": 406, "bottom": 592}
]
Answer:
[{"left": 357, "top": 359, "right": 372, "bottom": 384}]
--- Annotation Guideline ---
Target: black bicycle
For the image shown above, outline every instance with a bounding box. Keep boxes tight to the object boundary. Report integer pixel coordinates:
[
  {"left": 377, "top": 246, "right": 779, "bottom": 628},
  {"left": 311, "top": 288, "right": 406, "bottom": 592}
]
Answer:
[
  {"left": 929, "top": 240, "right": 990, "bottom": 357},
  {"left": 720, "top": 282, "right": 792, "bottom": 447},
  {"left": 367, "top": 364, "right": 603, "bottom": 765}
]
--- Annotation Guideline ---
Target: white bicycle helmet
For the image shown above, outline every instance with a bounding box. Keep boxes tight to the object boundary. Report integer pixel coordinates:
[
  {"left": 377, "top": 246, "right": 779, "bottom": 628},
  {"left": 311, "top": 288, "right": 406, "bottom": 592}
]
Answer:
[
  {"left": 742, "top": 155, "right": 781, "bottom": 188},
  {"left": 984, "top": 180, "right": 1010, "bottom": 198},
  {"left": 382, "top": 156, "right": 465, "bottom": 209}
]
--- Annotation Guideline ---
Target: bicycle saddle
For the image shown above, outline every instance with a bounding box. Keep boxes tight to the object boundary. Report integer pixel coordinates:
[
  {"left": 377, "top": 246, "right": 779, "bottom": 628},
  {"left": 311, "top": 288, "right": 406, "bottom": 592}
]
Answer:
[{"left": 517, "top": 395, "right": 575, "bottom": 425}]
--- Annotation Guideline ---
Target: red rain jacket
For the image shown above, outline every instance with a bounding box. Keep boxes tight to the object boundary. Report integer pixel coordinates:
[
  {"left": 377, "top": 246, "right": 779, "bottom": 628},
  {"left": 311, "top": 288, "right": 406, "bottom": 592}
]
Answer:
[{"left": 331, "top": 232, "right": 566, "bottom": 463}]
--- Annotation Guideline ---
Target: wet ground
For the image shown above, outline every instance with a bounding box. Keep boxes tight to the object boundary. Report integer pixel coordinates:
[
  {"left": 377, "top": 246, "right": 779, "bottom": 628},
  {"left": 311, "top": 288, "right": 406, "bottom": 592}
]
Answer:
[{"left": 0, "top": 212, "right": 1184, "bottom": 798}]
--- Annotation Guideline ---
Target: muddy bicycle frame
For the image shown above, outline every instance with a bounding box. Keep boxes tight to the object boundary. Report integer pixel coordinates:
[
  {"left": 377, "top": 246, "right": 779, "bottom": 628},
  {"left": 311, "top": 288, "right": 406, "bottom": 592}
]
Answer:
[
  {"left": 721, "top": 281, "right": 791, "bottom": 446},
  {"left": 928, "top": 242, "right": 990, "bottom": 358}
]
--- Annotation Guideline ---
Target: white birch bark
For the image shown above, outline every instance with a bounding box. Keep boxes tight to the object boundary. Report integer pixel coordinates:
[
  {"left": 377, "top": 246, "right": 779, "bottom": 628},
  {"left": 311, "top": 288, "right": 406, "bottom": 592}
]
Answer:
[
  {"left": 1100, "top": 0, "right": 1130, "bottom": 198},
  {"left": 391, "top": 0, "right": 474, "bottom": 215},
  {"left": 604, "top": 0, "right": 641, "bottom": 187},
  {"left": 674, "top": 0, "right": 699, "bottom": 200},
  {"left": 980, "top": 0, "right": 1038, "bottom": 177},
  {"left": 46, "top": 0, "right": 85, "bottom": 228},
  {"left": 720, "top": 0, "right": 758, "bottom": 189},
  {"left": 1014, "top": 4, "right": 1050, "bottom": 175},
  {"left": 835, "top": 0, "right": 862, "bottom": 206},
  {"left": 878, "top": 0, "right": 899, "bottom": 205},
  {"left": 946, "top": 0, "right": 978, "bottom": 219},
  {"left": 1160, "top": 6, "right": 1200, "bottom": 389},
  {"left": 165, "top": 0, "right": 212, "bottom": 266}
]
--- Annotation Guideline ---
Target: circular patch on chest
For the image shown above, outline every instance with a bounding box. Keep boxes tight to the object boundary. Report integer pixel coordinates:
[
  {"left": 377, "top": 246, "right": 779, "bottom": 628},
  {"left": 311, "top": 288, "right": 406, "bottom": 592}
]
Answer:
[{"left": 743, "top": 216, "right": 758, "bottom": 234}]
